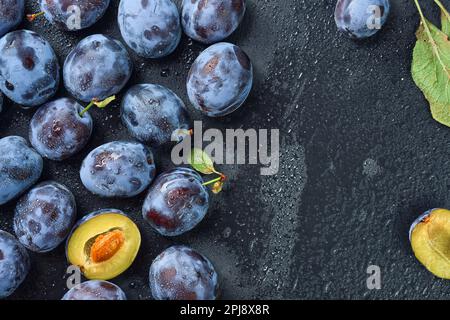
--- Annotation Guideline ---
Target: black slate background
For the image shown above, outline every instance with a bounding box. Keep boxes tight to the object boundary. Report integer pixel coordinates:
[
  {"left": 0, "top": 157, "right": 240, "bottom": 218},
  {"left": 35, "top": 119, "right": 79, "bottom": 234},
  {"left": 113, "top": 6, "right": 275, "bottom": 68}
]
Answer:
[{"left": 1, "top": 0, "right": 450, "bottom": 300}]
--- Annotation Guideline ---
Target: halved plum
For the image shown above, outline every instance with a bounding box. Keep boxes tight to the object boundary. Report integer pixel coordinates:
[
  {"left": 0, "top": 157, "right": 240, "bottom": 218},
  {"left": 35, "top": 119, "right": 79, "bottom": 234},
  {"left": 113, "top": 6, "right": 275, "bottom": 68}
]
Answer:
[
  {"left": 66, "top": 209, "right": 141, "bottom": 280},
  {"left": 410, "top": 208, "right": 450, "bottom": 279}
]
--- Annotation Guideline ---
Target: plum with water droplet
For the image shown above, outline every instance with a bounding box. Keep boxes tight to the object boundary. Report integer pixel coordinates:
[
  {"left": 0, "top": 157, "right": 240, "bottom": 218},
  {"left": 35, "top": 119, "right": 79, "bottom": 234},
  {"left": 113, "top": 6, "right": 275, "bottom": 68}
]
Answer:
[
  {"left": 0, "top": 30, "right": 60, "bottom": 107},
  {"left": 14, "top": 181, "right": 77, "bottom": 253},
  {"left": 63, "top": 34, "right": 132, "bottom": 102},
  {"left": 187, "top": 42, "right": 252, "bottom": 117},
  {"left": 39, "top": 0, "right": 110, "bottom": 31},
  {"left": 142, "top": 168, "right": 209, "bottom": 236},
  {"left": 0, "top": 230, "right": 30, "bottom": 299},
  {"left": 80, "top": 141, "right": 156, "bottom": 198},
  {"left": 0, "top": 0, "right": 24, "bottom": 37},
  {"left": 29, "top": 98, "right": 93, "bottom": 161},
  {"left": 181, "top": 0, "right": 245, "bottom": 44},
  {"left": 121, "top": 84, "right": 190, "bottom": 147},
  {"left": 62, "top": 280, "right": 127, "bottom": 300},
  {"left": 149, "top": 245, "right": 219, "bottom": 300},
  {"left": 335, "top": 0, "right": 390, "bottom": 39},
  {"left": 0, "top": 136, "right": 43, "bottom": 205},
  {"left": 118, "top": 0, "right": 181, "bottom": 58}
]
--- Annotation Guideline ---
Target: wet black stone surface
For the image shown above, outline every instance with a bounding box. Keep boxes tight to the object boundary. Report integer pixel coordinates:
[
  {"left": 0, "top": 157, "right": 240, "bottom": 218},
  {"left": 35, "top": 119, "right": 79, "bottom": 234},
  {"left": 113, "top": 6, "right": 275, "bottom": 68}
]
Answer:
[{"left": 1, "top": 0, "right": 450, "bottom": 299}]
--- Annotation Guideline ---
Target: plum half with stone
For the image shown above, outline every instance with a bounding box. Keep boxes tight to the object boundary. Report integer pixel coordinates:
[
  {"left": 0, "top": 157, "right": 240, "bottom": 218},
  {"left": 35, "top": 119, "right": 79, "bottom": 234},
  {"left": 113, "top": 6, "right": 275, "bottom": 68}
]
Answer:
[
  {"left": 29, "top": 96, "right": 115, "bottom": 161},
  {"left": 410, "top": 208, "right": 450, "bottom": 279},
  {"left": 66, "top": 209, "right": 141, "bottom": 280}
]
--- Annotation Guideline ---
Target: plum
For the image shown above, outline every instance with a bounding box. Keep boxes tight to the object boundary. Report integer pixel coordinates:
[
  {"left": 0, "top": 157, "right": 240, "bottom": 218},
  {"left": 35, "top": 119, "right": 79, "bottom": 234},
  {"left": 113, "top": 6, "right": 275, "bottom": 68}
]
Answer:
[
  {"left": 80, "top": 141, "right": 156, "bottom": 198},
  {"left": 0, "top": 136, "right": 43, "bottom": 205},
  {"left": 0, "top": 92, "right": 3, "bottom": 113},
  {"left": 0, "top": 30, "right": 60, "bottom": 107},
  {"left": 181, "top": 0, "right": 245, "bottom": 44},
  {"left": 0, "top": 0, "right": 24, "bottom": 37},
  {"left": 29, "top": 98, "right": 93, "bottom": 161},
  {"left": 121, "top": 84, "right": 190, "bottom": 147},
  {"left": 66, "top": 209, "right": 141, "bottom": 280},
  {"left": 149, "top": 246, "right": 219, "bottom": 300},
  {"left": 118, "top": 0, "right": 181, "bottom": 58},
  {"left": 335, "top": 0, "right": 390, "bottom": 39},
  {"left": 62, "top": 280, "right": 126, "bottom": 300},
  {"left": 142, "top": 168, "right": 209, "bottom": 236},
  {"left": 63, "top": 34, "right": 132, "bottom": 103},
  {"left": 39, "top": 0, "right": 110, "bottom": 31},
  {"left": 187, "top": 42, "right": 252, "bottom": 117},
  {"left": 0, "top": 230, "right": 30, "bottom": 299},
  {"left": 13, "top": 181, "right": 77, "bottom": 253}
]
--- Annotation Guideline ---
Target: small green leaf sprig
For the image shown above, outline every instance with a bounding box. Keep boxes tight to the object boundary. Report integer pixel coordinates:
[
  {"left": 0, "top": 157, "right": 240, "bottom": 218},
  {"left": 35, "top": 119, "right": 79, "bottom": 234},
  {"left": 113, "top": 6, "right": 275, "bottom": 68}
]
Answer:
[{"left": 188, "top": 148, "right": 227, "bottom": 194}]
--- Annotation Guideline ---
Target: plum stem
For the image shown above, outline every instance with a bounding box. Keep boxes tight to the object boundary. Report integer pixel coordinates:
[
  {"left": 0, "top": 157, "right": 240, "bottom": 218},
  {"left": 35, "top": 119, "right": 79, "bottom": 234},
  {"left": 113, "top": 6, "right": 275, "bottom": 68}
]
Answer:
[
  {"left": 27, "top": 11, "right": 45, "bottom": 22},
  {"left": 80, "top": 100, "right": 96, "bottom": 117},
  {"left": 79, "top": 96, "right": 116, "bottom": 117},
  {"left": 202, "top": 173, "right": 226, "bottom": 187},
  {"left": 433, "top": 0, "right": 450, "bottom": 20}
]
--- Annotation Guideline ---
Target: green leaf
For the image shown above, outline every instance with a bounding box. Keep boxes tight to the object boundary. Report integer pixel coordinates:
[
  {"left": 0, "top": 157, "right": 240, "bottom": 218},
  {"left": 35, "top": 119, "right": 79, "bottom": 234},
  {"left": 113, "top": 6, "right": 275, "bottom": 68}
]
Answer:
[
  {"left": 188, "top": 148, "right": 216, "bottom": 175},
  {"left": 93, "top": 95, "right": 116, "bottom": 109},
  {"left": 412, "top": 18, "right": 450, "bottom": 127},
  {"left": 441, "top": 10, "right": 450, "bottom": 37}
]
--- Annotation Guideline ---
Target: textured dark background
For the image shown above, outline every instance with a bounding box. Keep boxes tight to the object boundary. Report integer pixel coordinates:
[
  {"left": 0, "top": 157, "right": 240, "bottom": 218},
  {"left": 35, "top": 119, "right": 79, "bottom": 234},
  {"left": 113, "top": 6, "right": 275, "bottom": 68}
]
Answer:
[{"left": 1, "top": 0, "right": 450, "bottom": 300}]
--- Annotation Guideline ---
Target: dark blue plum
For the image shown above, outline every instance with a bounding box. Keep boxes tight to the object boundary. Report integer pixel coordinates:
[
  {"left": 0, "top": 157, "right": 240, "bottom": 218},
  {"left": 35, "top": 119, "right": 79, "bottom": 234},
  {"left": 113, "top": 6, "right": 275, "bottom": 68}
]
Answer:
[
  {"left": 63, "top": 34, "right": 132, "bottom": 103},
  {"left": 118, "top": 0, "right": 181, "bottom": 58},
  {"left": 0, "top": 30, "right": 60, "bottom": 107},
  {"left": 187, "top": 42, "right": 252, "bottom": 117},
  {"left": 40, "top": 0, "right": 110, "bottom": 31},
  {"left": 335, "top": 0, "right": 390, "bottom": 39},
  {"left": 142, "top": 168, "right": 209, "bottom": 236},
  {"left": 149, "top": 246, "right": 219, "bottom": 300},
  {"left": 80, "top": 141, "right": 156, "bottom": 198},
  {"left": 62, "top": 280, "right": 127, "bottom": 300},
  {"left": 0, "top": 230, "right": 30, "bottom": 299},
  {"left": 182, "top": 0, "right": 245, "bottom": 44},
  {"left": 0, "top": 92, "right": 3, "bottom": 113},
  {"left": 13, "top": 181, "right": 77, "bottom": 253},
  {"left": 121, "top": 84, "right": 190, "bottom": 147},
  {"left": 29, "top": 98, "right": 93, "bottom": 161},
  {"left": 0, "top": 0, "right": 24, "bottom": 37},
  {"left": 0, "top": 136, "right": 43, "bottom": 205}
]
